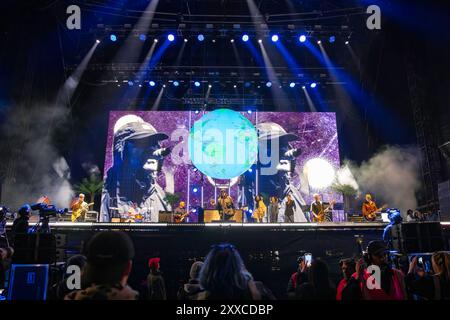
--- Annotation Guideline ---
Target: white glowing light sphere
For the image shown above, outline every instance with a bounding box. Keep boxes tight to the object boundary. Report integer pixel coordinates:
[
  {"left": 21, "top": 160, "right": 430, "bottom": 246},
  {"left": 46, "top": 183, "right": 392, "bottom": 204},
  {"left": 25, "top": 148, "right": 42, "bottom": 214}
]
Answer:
[{"left": 304, "top": 158, "right": 336, "bottom": 189}]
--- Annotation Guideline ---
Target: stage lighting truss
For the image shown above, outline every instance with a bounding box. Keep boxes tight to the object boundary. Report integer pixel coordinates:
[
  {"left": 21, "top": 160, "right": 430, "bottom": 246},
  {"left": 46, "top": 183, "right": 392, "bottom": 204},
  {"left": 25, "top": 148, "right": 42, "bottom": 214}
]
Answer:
[{"left": 92, "top": 24, "right": 353, "bottom": 45}]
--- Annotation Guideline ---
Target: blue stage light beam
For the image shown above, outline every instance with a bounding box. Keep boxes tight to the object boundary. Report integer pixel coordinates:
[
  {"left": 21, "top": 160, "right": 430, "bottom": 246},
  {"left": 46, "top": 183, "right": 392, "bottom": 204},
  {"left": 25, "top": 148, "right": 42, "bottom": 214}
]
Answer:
[
  {"left": 271, "top": 34, "right": 279, "bottom": 42},
  {"left": 299, "top": 35, "right": 306, "bottom": 43},
  {"left": 242, "top": 34, "right": 249, "bottom": 42},
  {"left": 167, "top": 34, "right": 175, "bottom": 42}
]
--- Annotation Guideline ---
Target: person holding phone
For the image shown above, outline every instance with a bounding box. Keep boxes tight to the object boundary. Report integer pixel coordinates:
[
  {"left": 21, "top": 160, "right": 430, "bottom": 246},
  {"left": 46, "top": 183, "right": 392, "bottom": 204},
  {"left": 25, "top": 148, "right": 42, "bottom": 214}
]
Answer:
[{"left": 406, "top": 252, "right": 450, "bottom": 300}]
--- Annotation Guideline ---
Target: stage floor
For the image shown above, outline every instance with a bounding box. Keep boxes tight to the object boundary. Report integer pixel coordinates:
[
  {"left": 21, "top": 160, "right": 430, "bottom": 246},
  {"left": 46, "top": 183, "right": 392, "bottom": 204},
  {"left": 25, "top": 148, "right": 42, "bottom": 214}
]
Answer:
[{"left": 6, "top": 221, "right": 450, "bottom": 232}]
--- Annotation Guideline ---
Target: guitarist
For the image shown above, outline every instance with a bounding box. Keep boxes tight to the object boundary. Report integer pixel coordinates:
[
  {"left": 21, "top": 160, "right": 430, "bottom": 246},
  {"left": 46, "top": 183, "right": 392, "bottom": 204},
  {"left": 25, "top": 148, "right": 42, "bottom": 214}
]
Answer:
[
  {"left": 310, "top": 194, "right": 334, "bottom": 223},
  {"left": 173, "top": 201, "right": 189, "bottom": 223},
  {"left": 71, "top": 193, "right": 90, "bottom": 222},
  {"left": 362, "top": 193, "right": 384, "bottom": 221}
]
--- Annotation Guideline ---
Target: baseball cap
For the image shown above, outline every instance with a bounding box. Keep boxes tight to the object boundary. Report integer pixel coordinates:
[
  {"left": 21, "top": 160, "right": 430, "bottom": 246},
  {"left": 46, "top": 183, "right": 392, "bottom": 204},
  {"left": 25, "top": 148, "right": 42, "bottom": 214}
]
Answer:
[
  {"left": 85, "top": 231, "right": 135, "bottom": 265},
  {"left": 367, "top": 240, "right": 388, "bottom": 256}
]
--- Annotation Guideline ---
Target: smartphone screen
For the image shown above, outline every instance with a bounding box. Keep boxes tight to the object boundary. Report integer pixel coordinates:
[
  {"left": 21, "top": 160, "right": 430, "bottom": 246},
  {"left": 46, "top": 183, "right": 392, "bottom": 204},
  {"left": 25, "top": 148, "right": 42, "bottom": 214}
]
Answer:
[{"left": 304, "top": 253, "right": 312, "bottom": 266}]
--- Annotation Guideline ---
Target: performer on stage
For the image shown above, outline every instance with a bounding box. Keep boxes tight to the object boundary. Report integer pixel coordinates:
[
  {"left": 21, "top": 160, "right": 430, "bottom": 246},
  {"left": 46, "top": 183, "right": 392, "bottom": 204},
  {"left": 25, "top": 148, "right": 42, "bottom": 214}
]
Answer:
[
  {"left": 71, "top": 193, "right": 90, "bottom": 222},
  {"left": 252, "top": 195, "right": 266, "bottom": 223},
  {"left": 173, "top": 201, "right": 188, "bottom": 223},
  {"left": 101, "top": 115, "right": 171, "bottom": 222},
  {"left": 216, "top": 189, "right": 235, "bottom": 221},
  {"left": 256, "top": 122, "right": 307, "bottom": 222},
  {"left": 310, "top": 194, "right": 335, "bottom": 223},
  {"left": 362, "top": 193, "right": 385, "bottom": 221},
  {"left": 284, "top": 194, "right": 296, "bottom": 223},
  {"left": 268, "top": 196, "right": 279, "bottom": 223}
]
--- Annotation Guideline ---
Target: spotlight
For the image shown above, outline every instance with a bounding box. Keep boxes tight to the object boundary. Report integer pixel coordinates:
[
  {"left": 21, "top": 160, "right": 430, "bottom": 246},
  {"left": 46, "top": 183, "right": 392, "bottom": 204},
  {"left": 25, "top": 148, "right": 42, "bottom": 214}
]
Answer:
[
  {"left": 230, "top": 39, "right": 235, "bottom": 43},
  {"left": 149, "top": 81, "right": 156, "bottom": 87},
  {"left": 310, "top": 82, "right": 317, "bottom": 88},
  {"left": 304, "top": 158, "right": 336, "bottom": 189},
  {"left": 197, "top": 34, "right": 205, "bottom": 41},
  {"left": 299, "top": 35, "right": 306, "bottom": 43},
  {"left": 194, "top": 81, "right": 201, "bottom": 87},
  {"left": 212, "top": 39, "right": 216, "bottom": 43},
  {"left": 233, "top": 84, "right": 237, "bottom": 88},
  {"left": 193, "top": 187, "right": 198, "bottom": 193},
  {"left": 184, "top": 38, "right": 188, "bottom": 42},
  {"left": 127, "top": 81, "right": 133, "bottom": 86},
  {"left": 163, "top": 84, "right": 166, "bottom": 88},
  {"left": 139, "top": 34, "right": 146, "bottom": 41},
  {"left": 139, "top": 84, "right": 142, "bottom": 87},
  {"left": 266, "top": 81, "right": 272, "bottom": 87},
  {"left": 208, "top": 84, "right": 212, "bottom": 88},
  {"left": 289, "top": 82, "right": 296, "bottom": 88},
  {"left": 242, "top": 34, "right": 249, "bottom": 42},
  {"left": 345, "top": 40, "right": 349, "bottom": 45},
  {"left": 194, "top": 110, "right": 200, "bottom": 114},
  {"left": 271, "top": 34, "right": 279, "bottom": 42},
  {"left": 247, "top": 110, "right": 252, "bottom": 114},
  {"left": 258, "top": 39, "right": 262, "bottom": 43},
  {"left": 96, "top": 39, "right": 100, "bottom": 44},
  {"left": 173, "top": 81, "right": 179, "bottom": 87},
  {"left": 154, "top": 39, "right": 158, "bottom": 43},
  {"left": 248, "top": 168, "right": 253, "bottom": 172},
  {"left": 167, "top": 34, "right": 175, "bottom": 42},
  {"left": 317, "top": 40, "right": 321, "bottom": 44},
  {"left": 329, "top": 36, "right": 335, "bottom": 43},
  {"left": 110, "top": 34, "right": 117, "bottom": 42},
  {"left": 302, "top": 85, "right": 306, "bottom": 89}
]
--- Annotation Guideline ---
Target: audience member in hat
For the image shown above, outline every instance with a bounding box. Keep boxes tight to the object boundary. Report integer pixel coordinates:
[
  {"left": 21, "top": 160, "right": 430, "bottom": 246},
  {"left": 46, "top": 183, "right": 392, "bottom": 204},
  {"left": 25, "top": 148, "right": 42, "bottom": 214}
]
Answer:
[
  {"left": 65, "top": 231, "right": 138, "bottom": 300},
  {"left": 147, "top": 257, "right": 166, "bottom": 300},
  {"left": 177, "top": 261, "right": 205, "bottom": 300},
  {"left": 354, "top": 240, "right": 407, "bottom": 300}
]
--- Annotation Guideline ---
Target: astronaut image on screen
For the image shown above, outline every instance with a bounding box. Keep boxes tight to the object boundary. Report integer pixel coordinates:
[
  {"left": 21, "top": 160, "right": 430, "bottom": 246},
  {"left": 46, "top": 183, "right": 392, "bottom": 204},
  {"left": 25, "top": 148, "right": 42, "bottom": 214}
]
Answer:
[
  {"left": 255, "top": 122, "right": 307, "bottom": 222},
  {"left": 100, "top": 115, "right": 171, "bottom": 222}
]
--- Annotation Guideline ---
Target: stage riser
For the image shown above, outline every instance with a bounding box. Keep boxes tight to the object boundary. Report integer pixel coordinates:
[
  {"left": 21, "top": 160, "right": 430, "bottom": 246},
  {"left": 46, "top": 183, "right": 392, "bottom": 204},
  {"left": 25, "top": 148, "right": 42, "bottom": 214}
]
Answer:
[{"left": 6, "top": 225, "right": 449, "bottom": 299}]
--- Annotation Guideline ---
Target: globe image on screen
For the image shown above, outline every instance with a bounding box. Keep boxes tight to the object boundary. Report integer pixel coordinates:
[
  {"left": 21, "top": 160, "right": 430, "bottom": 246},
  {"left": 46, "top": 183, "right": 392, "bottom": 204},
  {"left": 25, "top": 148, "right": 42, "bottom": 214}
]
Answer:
[{"left": 188, "top": 109, "right": 258, "bottom": 179}]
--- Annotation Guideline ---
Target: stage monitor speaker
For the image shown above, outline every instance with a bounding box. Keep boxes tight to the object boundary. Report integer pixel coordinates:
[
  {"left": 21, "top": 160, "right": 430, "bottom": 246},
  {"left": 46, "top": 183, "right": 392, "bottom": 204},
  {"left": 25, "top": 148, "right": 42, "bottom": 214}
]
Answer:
[
  {"left": 7, "top": 264, "right": 49, "bottom": 300},
  {"left": 12, "top": 234, "right": 56, "bottom": 264},
  {"left": 159, "top": 211, "right": 172, "bottom": 223},
  {"left": 391, "top": 222, "right": 445, "bottom": 253}
]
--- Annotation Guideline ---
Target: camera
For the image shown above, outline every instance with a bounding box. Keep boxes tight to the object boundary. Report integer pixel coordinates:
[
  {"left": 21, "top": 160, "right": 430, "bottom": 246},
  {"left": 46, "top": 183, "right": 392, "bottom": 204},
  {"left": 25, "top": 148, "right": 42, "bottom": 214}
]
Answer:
[{"left": 30, "top": 203, "right": 68, "bottom": 219}]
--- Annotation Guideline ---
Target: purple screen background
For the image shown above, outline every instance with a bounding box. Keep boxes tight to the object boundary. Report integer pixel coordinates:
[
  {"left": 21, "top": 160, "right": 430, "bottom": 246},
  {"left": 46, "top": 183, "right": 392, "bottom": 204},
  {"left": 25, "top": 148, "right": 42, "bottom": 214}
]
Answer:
[{"left": 104, "top": 111, "right": 342, "bottom": 219}]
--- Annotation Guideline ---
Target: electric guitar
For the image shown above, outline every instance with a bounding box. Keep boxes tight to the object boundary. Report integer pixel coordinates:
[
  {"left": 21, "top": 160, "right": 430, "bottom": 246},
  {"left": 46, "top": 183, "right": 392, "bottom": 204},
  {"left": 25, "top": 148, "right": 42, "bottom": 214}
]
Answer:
[
  {"left": 174, "top": 211, "right": 190, "bottom": 223},
  {"left": 362, "top": 203, "right": 388, "bottom": 221},
  {"left": 71, "top": 202, "right": 94, "bottom": 222},
  {"left": 312, "top": 200, "right": 336, "bottom": 223}
]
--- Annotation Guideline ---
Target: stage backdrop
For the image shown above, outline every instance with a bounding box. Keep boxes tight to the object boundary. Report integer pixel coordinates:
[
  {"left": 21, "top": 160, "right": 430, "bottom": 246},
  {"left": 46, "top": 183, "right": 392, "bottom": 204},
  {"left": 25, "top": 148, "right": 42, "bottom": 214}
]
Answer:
[{"left": 101, "top": 111, "right": 342, "bottom": 223}]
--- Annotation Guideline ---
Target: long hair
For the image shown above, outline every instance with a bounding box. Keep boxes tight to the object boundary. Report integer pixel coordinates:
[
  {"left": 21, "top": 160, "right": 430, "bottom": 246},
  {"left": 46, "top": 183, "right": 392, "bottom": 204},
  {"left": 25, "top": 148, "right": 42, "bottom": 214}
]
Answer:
[
  {"left": 308, "top": 260, "right": 332, "bottom": 295},
  {"left": 199, "top": 244, "right": 253, "bottom": 298},
  {"left": 432, "top": 251, "right": 450, "bottom": 281}
]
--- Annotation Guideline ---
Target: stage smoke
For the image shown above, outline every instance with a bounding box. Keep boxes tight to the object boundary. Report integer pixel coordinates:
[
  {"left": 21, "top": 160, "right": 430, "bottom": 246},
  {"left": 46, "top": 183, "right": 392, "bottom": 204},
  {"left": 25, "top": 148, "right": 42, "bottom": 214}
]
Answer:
[
  {"left": 345, "top": 146, "right": 421, "bottom": 214},
  {"left": 0, "top": 103, "right": 74, "bottom": 209}
]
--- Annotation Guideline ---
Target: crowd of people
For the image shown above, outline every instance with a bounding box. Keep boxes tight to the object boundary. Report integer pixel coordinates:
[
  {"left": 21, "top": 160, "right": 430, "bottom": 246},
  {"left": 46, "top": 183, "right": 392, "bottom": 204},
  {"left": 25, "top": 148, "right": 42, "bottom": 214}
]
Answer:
[
  {"left": 2, "top": 230, "right": 449, "bottom": 300},
  {"left": 406, "top": 209, "right": 440, "bottom": 222}
]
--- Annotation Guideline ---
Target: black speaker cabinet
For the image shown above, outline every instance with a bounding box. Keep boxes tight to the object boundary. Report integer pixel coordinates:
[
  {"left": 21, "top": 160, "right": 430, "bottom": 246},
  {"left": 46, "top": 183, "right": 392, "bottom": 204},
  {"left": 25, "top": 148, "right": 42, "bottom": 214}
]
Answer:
[
  {"left": 391, "top": 222, "right": 445, "bottom": 253},
  {"left": 12, "top": 234, "right": 56, "bottom": 264}
]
